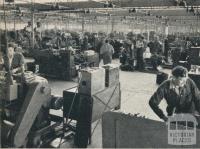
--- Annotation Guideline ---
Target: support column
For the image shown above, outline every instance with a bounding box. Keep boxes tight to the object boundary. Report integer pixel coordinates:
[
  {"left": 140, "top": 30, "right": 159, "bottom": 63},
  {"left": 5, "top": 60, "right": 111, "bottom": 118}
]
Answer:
[{"left": 31, "top": 12, "right": 34, "bottom": 48}]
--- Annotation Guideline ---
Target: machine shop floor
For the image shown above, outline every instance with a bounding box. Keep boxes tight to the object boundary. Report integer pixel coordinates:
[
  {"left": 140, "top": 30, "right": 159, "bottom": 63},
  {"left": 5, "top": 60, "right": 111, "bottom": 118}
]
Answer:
[{"left": 48, "top": 60, "right": 171, "bottom": 148}]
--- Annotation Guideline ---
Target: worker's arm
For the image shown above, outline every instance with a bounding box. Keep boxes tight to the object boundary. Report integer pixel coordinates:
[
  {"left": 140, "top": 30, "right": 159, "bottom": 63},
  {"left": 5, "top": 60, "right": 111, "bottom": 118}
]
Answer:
[
  {"left": 149, "top": 81, "right": 168, "bottom": 121},
  {"left": 12, "top": 53, "right": 25, "bottom": 74},
  {"left": 12, "top": 65, "right": 25, "bottom": 74},
  {"left": 190, "top": 79, "right": 200, "bottom": 114}
]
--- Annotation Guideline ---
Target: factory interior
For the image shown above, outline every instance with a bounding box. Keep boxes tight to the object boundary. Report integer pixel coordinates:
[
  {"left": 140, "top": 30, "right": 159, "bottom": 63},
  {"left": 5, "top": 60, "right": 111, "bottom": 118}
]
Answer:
[{"left": 0, "top": 0, "right": 200, "bottom": 148}]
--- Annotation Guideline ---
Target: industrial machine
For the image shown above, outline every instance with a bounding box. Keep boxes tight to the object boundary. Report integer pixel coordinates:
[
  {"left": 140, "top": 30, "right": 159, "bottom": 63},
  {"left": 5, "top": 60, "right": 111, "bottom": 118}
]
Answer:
[
  {"left": 188, "top": 47, "right": 200, "bottom": 65},
  {"left": 35, "top": 48, "right": 76, "bottom": 81},
  {"left": 34, "top": 49, "right": 99, "bottom": 81},
  {"left": 0, "top": 64, "right": 121, "bottom": 148},
  {"left": 0, "top": 73, "right": 64, "bottom": 148}
]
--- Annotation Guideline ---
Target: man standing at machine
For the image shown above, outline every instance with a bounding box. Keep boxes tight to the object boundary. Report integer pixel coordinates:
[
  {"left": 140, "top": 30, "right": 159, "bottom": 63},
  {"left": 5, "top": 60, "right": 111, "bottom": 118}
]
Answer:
[
  {"left": 2, "top": 43, "right": 26, "bottom": 85},
  {"left": 2, "top": 43, "right": 25, "bottom": 75},
  {"left": 164, "top": 36, "right": 170, "bottom": 63},
  {"left": 100, "top": 39, "right": 114, "bottom": 65},
  {"left": 149, "top": 66, "right": 200, "bottom": 124},
  {"left": 34, "top": 22, "right": 42, "bottom": 40},
  {"left": 135, "top": 34, "right": 146, "bottom": 71},
  {"left": 8, "top": 43, "right": 25, "bottom": 75},
  {"left": 154, "top": 36, "right": 163, "bottom": 55}
]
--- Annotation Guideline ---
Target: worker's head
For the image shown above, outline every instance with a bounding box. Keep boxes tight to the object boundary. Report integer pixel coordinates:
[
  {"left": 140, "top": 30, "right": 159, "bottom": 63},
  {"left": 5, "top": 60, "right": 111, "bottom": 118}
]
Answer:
[
  {"left": 171, "top": 66, "right": 188, "bottom": 86},
  {"left": 8, "top": 42, "right": 17, "bottom": 59},
  {"left": 105, "top": 39, "right": 109, "bottom": 43}
]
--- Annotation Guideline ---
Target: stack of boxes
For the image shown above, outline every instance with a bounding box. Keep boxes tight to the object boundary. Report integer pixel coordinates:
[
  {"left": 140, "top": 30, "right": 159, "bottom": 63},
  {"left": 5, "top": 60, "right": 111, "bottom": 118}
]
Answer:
[
  {"left": 63, "top": 64, "right": 121, "bottom": 122},
  {"left": 78, "top": 64, "right": 120, "bottom": 95},
  {"left": 78, "top": 64, "right": 121, "bottom": 122}
]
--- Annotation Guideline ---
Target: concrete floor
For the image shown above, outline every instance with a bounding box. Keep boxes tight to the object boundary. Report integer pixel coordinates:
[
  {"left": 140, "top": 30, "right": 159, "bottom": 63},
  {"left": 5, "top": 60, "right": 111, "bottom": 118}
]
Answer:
[{"left": 48, "top": 59, "right": 171, "bottom": 148}]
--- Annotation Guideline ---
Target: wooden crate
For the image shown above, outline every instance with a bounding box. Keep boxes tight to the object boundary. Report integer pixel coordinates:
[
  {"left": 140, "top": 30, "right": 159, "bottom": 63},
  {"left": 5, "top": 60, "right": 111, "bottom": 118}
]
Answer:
[{"left": 78, "top": 67, "right": 105, "bottom": 95}]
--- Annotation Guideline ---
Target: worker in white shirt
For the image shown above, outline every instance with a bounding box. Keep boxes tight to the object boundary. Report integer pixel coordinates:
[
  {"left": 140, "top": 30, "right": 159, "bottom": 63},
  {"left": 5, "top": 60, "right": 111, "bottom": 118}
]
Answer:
[{"left": 100, "top": 39, "right": 114, "bottom": 65}]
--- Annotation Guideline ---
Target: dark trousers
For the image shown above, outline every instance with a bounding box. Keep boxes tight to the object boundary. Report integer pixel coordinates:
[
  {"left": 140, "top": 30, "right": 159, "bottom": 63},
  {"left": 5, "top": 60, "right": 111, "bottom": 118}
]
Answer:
[
  {"left": 136, "top": 48, "right": 144, "bottom": 70},
  {"left": 164, "top": 49, "right": 169, "bottom": 62}
]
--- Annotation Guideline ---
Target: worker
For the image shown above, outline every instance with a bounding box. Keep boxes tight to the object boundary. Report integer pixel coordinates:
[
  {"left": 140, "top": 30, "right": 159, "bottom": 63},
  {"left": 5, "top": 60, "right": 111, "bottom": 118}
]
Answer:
[
  {"left": 100, "top": 39, "right": 114, "bottom": 65},
  {"left": 153, "top": 36, "right": 162, "bottom": 55},
  {"left": 24, "top": 21, "right": 32, "bottom": 33},
  {"left": 149, "top": 66, "right": 200, "bottom": 122},
  {"left": 147, "top": 38, "right": 155, "bottom": 54},
  {"left": 81, "top": 34, "right": 89, "bottom": 51},
  {"left": 96, "top": 37, "right": 104, "bottom": 60},
  {"left": 34, "top": 22, "right": 42, "bottom": 39},
  {"left": 164, "top": 36, "right": 170, "bottom": 62},
  {"left": 8, "top": 43, "right": 25, "bottom": 74},
  {"left": 135, "top": 34, "right": 146, "bottom": 71}
]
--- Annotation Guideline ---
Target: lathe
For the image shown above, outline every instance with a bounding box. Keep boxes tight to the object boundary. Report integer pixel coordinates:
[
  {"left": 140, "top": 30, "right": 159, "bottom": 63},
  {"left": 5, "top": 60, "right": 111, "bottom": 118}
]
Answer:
[{"left": 0, "top": 72, "right": 63, "bottom": 147}]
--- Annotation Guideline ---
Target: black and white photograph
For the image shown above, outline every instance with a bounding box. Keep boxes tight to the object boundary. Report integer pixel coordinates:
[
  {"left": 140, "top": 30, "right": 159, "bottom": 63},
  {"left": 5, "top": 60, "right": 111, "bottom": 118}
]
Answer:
[{"left": 0, "top": 0, "right": 200, "bottom": 148}]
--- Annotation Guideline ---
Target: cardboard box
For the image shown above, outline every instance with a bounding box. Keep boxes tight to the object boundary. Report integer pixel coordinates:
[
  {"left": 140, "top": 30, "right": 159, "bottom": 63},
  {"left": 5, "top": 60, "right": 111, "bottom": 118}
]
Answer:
[
  {"left": 6, "top": 84, "right": 18, "bottom": 101},
  {"left": 79, "top": 67, "right": 105, "bottom": 95},
  {"left": 103, "top": 64, "right": 120, "bottom": 87}
]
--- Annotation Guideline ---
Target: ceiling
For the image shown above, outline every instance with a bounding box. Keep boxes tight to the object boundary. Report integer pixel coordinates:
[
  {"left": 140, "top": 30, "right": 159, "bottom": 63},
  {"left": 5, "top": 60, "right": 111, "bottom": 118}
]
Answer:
[{"left": 0, "top": 0, "right": 200, "bottom": 28}]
